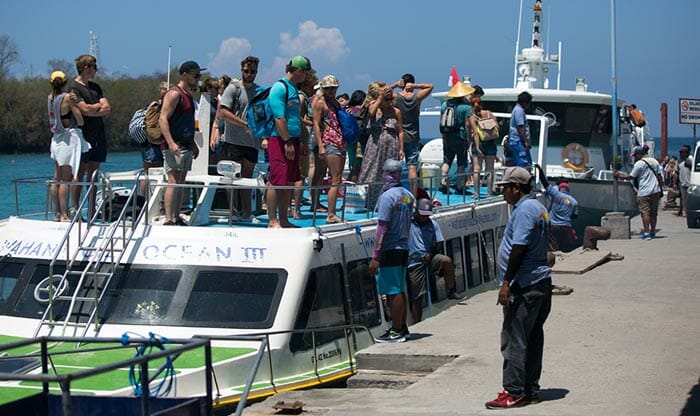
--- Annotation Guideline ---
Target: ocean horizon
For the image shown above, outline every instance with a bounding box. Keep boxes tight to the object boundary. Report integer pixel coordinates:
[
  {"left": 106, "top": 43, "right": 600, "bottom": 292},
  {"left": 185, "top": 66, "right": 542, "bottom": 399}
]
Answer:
[{"left": 1, "top": 136, "right": 697, "bottom": 220}]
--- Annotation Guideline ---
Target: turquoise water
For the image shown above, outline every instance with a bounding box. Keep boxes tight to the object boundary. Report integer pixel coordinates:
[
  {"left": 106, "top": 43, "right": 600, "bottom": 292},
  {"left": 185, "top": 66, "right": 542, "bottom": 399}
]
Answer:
[{"left": 1, "top": 152, "right": 142, "bottom": 219}]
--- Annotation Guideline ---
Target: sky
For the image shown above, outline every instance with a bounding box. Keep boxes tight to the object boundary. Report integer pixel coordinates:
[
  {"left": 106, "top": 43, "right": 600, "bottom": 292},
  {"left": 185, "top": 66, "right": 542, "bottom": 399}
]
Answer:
[{"left": 2, "top": 0, "right": 699, "bottom": 138}]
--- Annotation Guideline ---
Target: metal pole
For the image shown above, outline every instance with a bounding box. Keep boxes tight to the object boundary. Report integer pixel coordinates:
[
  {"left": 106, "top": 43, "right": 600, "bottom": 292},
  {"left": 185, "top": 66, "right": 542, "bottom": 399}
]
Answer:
[
  {"left": 611, "top": 0, "right": 620, "bottom": 212},
  {"left": 513, "top": 0, "right": 524, "bottom": 87}
]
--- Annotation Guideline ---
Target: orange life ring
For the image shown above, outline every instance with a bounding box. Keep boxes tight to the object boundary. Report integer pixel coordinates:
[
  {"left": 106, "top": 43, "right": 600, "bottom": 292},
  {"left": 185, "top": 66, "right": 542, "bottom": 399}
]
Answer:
[{"left": 562, "top": 143, "right": 589, "bottom": 172}]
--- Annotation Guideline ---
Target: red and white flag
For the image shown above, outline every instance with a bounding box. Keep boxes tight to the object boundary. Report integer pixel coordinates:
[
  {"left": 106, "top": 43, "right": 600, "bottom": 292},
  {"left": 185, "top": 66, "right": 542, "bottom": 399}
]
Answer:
[{"left": 448, "top": 66, "right": 459, "bottom": 87}]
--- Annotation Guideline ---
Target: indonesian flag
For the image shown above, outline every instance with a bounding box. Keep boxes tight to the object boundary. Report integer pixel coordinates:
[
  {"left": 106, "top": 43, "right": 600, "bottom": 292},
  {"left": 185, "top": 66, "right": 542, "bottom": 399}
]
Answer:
[{"left": 448, "top": 66, "right": 459, "bottom": 87}]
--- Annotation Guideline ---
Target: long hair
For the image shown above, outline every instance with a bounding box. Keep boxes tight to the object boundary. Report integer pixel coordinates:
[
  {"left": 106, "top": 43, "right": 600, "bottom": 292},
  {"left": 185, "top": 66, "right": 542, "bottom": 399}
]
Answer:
[{"left": 50, "top": 77, "right": 66, "bottom": 99}]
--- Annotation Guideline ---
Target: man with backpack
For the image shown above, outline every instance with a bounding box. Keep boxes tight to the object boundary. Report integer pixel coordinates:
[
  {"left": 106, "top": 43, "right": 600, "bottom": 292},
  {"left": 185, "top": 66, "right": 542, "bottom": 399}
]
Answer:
[
  {"left": 438, "top": 81, "right": 474, "bottom": 194},
  {"left": 216, "top": 56, "right": 261, "bottom": 221},
  {"left": 266, "top": 55, "right": 313, "bottom": 228}
]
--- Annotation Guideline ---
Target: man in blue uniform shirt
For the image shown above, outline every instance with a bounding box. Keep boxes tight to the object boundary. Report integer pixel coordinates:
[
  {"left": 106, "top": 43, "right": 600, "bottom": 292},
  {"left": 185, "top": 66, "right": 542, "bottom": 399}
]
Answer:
[{"left": 486, "top": 166, "right": 552, "bottom": 409}]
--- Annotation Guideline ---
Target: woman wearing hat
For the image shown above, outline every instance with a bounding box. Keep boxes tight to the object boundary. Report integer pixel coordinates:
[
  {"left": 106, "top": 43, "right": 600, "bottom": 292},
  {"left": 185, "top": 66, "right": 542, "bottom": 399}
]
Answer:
[
  {"left": 47, "top": 70, "right": 90, "bottom": 221},
  {"left": 312, "top": 75, "right": 346, "bottom": 223},
  {"left": 439, "top": 81, "right": 473, "bottom": 194}
]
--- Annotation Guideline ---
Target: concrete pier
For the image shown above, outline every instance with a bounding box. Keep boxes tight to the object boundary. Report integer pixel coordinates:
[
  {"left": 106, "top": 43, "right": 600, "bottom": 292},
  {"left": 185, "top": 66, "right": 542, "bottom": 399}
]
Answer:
[{"left": 247, "top": 209, "right": 700, "bottom": 415}]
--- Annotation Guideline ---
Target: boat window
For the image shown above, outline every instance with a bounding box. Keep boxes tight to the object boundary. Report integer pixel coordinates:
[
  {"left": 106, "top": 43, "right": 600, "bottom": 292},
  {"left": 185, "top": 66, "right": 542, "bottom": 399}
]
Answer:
[
  {"left": 291, "top": 264, "right": 346, "bottom": 352},
  {"left": 182, "top": 269, "right": 285, "bottom": 328},
  {"left": 465, "top": 234, "right": 482, "bottom": 288},
  {"left": 445, "top": 238, "right": 466, "bottom": 293},
  {"left": 0, "top": 262, "right": 23, "bottom": 309},
  {"left": 346, "top": 259, "right": 381, "bottom": 327},
  {"left": 564, "top": 106, "right": 597, "bottom": 134},
  {"left": 14, "top": 264, "right": 68, "bottom": 318},
  {"left": 481, "top": 230, "right": 496, "bottom": 282},
  {"left": 102, "top": 268, "right": 180, "bottom": 325}
]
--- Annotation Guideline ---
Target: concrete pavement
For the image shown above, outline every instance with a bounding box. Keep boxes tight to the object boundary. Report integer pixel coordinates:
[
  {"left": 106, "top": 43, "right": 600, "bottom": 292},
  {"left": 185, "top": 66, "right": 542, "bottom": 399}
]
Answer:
[{"left": 246, "top": 209, "right": 700, "bottom": 415}]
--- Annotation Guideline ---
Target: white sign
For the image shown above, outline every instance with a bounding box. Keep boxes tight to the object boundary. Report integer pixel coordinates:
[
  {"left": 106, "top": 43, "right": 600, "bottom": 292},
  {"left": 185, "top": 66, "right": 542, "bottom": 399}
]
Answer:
[{"left": 679, "top": 98, "right": 700, "bottom": 124}]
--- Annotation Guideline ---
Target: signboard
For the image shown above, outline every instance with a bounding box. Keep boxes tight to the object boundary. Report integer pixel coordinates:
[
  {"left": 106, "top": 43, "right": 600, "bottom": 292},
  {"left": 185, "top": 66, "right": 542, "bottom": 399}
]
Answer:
[{"left": 679, "top": 98, "right": 700, "bottom": 124}]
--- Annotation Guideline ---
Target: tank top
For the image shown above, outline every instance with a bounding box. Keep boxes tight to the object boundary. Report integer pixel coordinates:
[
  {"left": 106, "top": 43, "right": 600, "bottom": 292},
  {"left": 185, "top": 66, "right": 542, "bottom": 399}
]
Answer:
[
  {"left": 47, "top": 93, "right": 73, "bottom": 135},
  {"left": 168, "top": 85, "right": 196, "bottom": 147},
  {"left": 395, "top": 93, "right": 420, "bottom": 144}
]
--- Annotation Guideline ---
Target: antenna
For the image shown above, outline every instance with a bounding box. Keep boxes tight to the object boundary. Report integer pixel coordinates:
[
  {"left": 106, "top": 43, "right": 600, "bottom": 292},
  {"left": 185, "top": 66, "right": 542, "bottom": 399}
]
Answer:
[
  {"left": 167, "top": 45, "right": 172, "bottom": 87},
  {"left": 89, "top": 31, "right": 100, "bottom": 77},
  {"left": 513, "top": 0, "right": 524, "bottom": 88}
]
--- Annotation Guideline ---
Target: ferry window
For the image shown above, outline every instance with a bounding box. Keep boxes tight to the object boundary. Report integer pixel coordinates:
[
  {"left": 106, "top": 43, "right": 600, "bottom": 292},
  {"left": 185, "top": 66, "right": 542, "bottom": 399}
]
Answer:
[
  {"left": 291, "top": 264, "right": 346, "bottom": 352},
  {"left": 465, "top": 234, "right": 482, "bottom": 288},
  {"left": 346, "top": 259, "right": 381, "bottom": 327},
  {"left": 481, "top": 231, "right": 496, "bottom": 282},
  {"left": 105, "top": 268, "right": 180, "bottom": 324},
  {"left": 0, "top": 262, "right": 23, "bottom": 309},
  {"left": 445, "top": 238, "right": 466, "bottom": 294},
  {"left": 564, "top": 106, "right": 597, "bottom": 134},
  {"left": 183, "top": 270, "right": 284, "bottom": 328},
  {"left": 14, "top": 264, "right": 68, "bottom": 318}
]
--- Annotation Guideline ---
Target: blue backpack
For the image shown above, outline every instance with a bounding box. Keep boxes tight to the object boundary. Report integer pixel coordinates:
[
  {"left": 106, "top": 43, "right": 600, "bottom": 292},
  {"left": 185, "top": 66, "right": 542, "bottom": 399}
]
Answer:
[
  {"left": 128, "top": 106, "right": 148, "bottom": 145},
  {"left": 337, "top": 109, "right": 360, "bottom": 144},
  {"left": 246, "top": 80, "right": 288, "bottom": 139}
]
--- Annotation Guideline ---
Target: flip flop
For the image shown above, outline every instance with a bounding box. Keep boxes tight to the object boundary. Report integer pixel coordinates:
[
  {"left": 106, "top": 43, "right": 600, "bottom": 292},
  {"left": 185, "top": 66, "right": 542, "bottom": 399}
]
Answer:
[{"left": 325, "top": 216, "right": 345, "bottom": 224}]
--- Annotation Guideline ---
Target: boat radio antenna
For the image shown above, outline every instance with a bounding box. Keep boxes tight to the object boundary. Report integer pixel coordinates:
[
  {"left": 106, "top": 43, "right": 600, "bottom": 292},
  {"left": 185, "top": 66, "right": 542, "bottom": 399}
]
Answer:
[
  {"left": 513, "top": 0, "right": 524, "bottom": 88},
  {"left": 89, "top": 31, "right": 100, "bottom": 78}
]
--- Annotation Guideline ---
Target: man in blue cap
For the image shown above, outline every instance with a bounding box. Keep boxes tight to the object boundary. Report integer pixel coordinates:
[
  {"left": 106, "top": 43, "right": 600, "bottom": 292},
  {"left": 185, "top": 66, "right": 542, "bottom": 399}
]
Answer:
[{"left": 370, "top": 159, "right": 414, "bottom": 343}]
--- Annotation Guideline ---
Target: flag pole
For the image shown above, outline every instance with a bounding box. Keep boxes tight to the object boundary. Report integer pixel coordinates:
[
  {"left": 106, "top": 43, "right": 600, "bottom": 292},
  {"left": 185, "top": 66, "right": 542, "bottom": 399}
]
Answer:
[{"left": 167, "top": 45, "right": 172, "bottom": 88}]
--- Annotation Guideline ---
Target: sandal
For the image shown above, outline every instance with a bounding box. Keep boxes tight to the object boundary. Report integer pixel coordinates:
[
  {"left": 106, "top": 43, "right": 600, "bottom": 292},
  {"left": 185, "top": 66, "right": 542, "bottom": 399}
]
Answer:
[
  {"left": 314, "top": 204, "right": 328, "bottom": 213},
  {"left": 325, "top": 216, "right": 344, "bottom": 224},
  {"left": 552, "top": 285, "right": 573, "bottom": 295}
]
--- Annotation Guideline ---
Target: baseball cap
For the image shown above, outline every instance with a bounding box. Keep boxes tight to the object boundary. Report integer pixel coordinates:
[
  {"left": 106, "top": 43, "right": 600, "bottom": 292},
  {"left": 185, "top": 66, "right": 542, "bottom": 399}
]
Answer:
[
  {"left": 383, "top": 159, "right": 403, "bottom": 172},
  {"left": 558, "top": 181, "right": 570, "bottom": 192},
  {"left": 495, "top": 167, "right": 532, "bottom": 186},
  {"left": 179, "top": 61, "right": 206, "bottom": 74},
  {"left": 416, "top": 198, "right": 433, "bottom": 216},
  {"left": 630, "top": 145, "right": 645, "bottom": 156},
  {"left": 290, "top": 55, "right": 313, "bottom": 71},
  {"left": 319, "top": 75, "right": 339, "bottom": 89},
  {"left": 50, "top": 70, "right": 66, "bottom": 83}
]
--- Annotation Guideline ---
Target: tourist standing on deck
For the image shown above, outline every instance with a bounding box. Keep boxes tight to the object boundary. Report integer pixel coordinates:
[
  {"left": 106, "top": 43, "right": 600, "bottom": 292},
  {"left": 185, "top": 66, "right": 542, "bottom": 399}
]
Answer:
[
  {"left": 407, "top": 198, "right": 459, "bottom": 323},
  {"left": 468, "top": 97, "right": 499, "bottom": 197},
  {"left": 48, "top": 70, "right": 89, "bottom": 222},
  {"left": 312, "top": 75, "right": 346, "bottom": 224},
  {"left": 613, "top": 146, "right": 663, "bottom": 240},
  {"left": 394, "top": 73, "right": 433, "bottom": 196},
  {"left": 345, "top": 89, "right": 367, "bottom": 182},
  {"left": 509, "top": 91, "right": 533, "bottom": 168},
  {"left": 438, "top": 81, "right": 473, "bottom": 195},
  {"left": 486, "top": 166, "right": 552, "bottom": 409},
  {"left": 71, "top": 54, "right": 111, "bottom": 217},
  {"left": 358, "top": 82, "right": 404, "bottom": 210},
  {"left": 159, "top": 61, "right": 202, "bottom": 226},
  {"left": 370, "top": 159, "right": 414, "bottom": 343},
  {"left": 266, "top": 56, "right": 312, "bottom": 229},
  {"left": 215, "top": 56, "right": 261, "bottom": 221}
]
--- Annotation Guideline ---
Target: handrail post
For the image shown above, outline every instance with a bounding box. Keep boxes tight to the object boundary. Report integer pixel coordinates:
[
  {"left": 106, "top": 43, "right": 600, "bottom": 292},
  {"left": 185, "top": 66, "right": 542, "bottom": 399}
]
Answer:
[
  {"left": 204, "top": 340, "right": 213, "bottom": 416},
  {"left": 140, "top": 360, "right": 149, "bottom": 415}
]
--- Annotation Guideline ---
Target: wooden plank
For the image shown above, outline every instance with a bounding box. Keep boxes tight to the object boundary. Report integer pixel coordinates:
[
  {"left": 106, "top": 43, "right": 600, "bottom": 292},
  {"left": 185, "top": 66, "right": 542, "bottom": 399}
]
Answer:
[{"left": 551, "top": 249, "right": 611, "bottom": 275}]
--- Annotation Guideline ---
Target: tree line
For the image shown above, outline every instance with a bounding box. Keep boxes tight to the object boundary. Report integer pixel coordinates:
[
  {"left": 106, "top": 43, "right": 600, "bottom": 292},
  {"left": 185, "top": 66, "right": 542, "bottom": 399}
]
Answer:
[{"left": 0, "top": 34, "right": 196, "bottom": 154}]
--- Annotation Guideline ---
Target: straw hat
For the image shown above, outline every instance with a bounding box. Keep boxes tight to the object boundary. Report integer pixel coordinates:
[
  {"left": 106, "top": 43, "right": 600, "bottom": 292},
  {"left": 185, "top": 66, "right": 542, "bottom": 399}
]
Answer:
[{"left": 446, "top": 81, "right": 475, "bottom": 98}]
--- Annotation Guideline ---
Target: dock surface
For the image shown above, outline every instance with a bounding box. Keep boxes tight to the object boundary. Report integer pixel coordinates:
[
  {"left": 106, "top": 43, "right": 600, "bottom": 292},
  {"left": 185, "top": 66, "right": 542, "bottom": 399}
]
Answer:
[{"left": 247, "top": 209, "right": 700, "bottom": 415}]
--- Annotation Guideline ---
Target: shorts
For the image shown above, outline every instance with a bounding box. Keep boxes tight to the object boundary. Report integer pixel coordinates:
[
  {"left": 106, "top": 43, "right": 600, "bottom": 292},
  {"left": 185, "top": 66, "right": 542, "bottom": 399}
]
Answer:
[
  {"left": 324, "top": 143, "right": 346, "bottom": 157},
  {"left": 268, "top": 136, "right": 301, "bottom": 186},
  {"left": 637, "top": 193, "right": 660, "bottom": 216},
  {"left": 404, "top": 142, "right": 420, "bottom": 166},
  {"left": 141, "top": 143, "right": 164, "bottom": 164},
  {"left": 221, "top": 142, "right": 258, "bottom": 165},
  {"left": 83, "top": 136, "right": 107, "bottom": 163},
  {"left": 407, "top": 254, "right": 448, "bottom": 304},
  {"left": 442, "top": 136, "right": 468, "bottom": 167},
  {"left": 480, "top": 138, "right": 498, "bottom": 156},
  {"left": 163, "top": 148, "right": 193, "bottom": 173},
  {"left": 376, "top": 249, "right": 408, "bottom": 296}
]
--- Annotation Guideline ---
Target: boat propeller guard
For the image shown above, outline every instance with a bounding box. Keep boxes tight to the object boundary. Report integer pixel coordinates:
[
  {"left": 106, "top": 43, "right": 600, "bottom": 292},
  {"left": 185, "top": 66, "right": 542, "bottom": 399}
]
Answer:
[{"left": 562, "top": 142, "right": 589, "bottom": 172}]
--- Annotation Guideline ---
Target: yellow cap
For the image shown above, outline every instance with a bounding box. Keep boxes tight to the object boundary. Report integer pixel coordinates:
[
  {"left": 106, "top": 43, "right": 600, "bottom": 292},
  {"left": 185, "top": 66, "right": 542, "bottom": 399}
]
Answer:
[{"left": 50, "top": 70, "right": 66, "bottom": 83}]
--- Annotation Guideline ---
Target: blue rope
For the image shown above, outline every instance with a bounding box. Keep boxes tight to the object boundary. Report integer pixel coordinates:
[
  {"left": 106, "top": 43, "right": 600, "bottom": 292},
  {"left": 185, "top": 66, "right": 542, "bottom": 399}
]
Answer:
[
  {"left": 122, "top": 332, "right": 176, "bottom": 397},
  {"left": 355, "top": 225, "right": 371, "bottom": 262}
]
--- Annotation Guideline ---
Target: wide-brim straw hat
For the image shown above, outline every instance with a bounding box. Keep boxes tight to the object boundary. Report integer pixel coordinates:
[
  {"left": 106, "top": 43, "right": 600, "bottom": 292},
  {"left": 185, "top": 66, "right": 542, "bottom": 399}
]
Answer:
[{"left": 447, "top": 81, "right": 475, "bottom": 98}]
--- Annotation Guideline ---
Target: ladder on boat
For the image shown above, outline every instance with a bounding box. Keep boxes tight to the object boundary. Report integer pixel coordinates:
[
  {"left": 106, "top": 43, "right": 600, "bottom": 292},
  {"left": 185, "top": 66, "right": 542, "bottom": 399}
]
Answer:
[{"left": 33, "top": 170, "right": 148, "bottom": 338}]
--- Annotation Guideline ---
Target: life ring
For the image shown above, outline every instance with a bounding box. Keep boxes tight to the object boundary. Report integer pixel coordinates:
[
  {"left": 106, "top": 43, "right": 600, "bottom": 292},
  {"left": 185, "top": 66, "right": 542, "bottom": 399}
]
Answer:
[{"left": 562, "top": 143, "right": 589, "bottom": 172}]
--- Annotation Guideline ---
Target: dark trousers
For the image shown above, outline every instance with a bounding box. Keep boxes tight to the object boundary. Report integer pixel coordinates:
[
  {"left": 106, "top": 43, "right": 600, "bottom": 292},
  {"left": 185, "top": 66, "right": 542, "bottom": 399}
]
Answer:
[{"left": 501, "top": 278, "right": 552, "bottom": 397}]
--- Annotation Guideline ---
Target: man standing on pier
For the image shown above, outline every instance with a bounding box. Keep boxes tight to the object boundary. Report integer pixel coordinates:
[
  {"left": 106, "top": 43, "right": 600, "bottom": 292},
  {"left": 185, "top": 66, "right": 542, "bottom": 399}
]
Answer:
[{"left": 486, "top": 166, "right": 552, "bottom": 409}]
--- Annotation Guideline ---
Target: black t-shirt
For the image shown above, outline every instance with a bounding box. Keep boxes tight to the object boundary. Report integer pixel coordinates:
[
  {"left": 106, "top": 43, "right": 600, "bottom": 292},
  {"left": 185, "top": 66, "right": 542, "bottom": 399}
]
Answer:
[{"left": 71, "top": 80, "right": 106, "bottom": 142}]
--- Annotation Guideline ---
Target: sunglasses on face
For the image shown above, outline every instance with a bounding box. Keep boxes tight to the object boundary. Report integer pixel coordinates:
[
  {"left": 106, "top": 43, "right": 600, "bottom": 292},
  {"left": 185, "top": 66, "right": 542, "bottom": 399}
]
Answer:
[
  {"left": 190, "top": 72, "right": 201, "bottom": 79},
  {"left": 242, "top": 69, "right": 257, "bottom": 74}
]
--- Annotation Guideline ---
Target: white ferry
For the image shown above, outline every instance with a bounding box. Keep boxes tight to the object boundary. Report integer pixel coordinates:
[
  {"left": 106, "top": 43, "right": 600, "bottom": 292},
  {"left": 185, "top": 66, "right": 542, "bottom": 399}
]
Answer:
[
  {"left": 421, "top": 0, "right": 643, "bottom": 238},
  {"left": 0, "top": 89, "right": 555, "bottom": 415}
]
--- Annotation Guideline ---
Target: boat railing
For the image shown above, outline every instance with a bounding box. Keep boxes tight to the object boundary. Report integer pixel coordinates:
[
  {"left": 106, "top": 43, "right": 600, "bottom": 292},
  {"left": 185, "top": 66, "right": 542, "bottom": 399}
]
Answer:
[{"left": 0, "top": 323, "right": 374, "bottom": 416}]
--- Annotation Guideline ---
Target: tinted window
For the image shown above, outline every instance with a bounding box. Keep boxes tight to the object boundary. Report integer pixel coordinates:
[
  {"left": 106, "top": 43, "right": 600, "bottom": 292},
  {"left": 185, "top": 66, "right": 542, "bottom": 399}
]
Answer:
[
  {"left": 0, "top": 262, "right": 23, "bottom": 308},
  {"left": 445, "top": 238, "right": 466, "bottom": 293},
  {"left": 15, "top": 264, "right": 68, "bottom": 318},
  {"left": 291, "top": 264, "right": 346, "bottom": 352},
  {"left": 182, "top": 270, "right": 284, "bottom": 328},
  {"left": 346, "top": 259, "right": 381, "bottom": 327},
  {"left": 104, "top": 268, "right": 181, "bottom": 324},
  {"left": 465, "top": 234, "right": 481, "bottom": 288}
]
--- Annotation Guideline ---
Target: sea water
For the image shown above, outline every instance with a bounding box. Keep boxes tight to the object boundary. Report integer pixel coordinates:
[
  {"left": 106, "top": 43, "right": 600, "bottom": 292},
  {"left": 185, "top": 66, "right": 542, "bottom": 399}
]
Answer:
[{"left": 0, "top": 152, "right": 143, "bottom": 219}]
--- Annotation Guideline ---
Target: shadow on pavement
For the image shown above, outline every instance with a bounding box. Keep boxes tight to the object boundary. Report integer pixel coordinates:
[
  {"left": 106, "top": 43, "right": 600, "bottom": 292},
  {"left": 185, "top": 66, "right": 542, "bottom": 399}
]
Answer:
[
  {"left": 680, "top": 379, "right": 700, "bottom": 416},
  {"left": 539, "top": 387, "right": 570, "bottom": 402}
]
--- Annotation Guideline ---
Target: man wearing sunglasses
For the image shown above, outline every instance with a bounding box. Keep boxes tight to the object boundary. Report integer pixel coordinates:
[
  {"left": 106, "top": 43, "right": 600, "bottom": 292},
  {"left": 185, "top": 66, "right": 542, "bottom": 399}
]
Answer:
[
  {"left": 215, "top": 56, "right": 261, "bottom": 221},
  {"left": 159, "top": 60, "right": 204, "bottom": 225}
]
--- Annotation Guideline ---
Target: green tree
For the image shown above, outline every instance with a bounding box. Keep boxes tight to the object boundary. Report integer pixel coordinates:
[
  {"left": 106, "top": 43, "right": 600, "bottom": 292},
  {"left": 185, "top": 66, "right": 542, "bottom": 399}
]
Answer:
[{"left": 0, "top": 35, "right": 19, "bottom": 81}]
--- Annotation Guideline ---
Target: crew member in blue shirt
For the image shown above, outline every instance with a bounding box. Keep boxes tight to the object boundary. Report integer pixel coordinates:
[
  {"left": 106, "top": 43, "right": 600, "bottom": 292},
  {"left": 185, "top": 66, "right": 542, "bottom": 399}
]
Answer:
[
  {"left": 535, "top": 164, "right": 579, "bottom": 252},
  {"left": 508, "top": 91, "right": 533, "bottom": 168},
  {"left": 370, "top": 159, "right": 415, "bottom": 343},
  {"left": 486, "top": 166, "right": 552, "bottom": 410}
]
